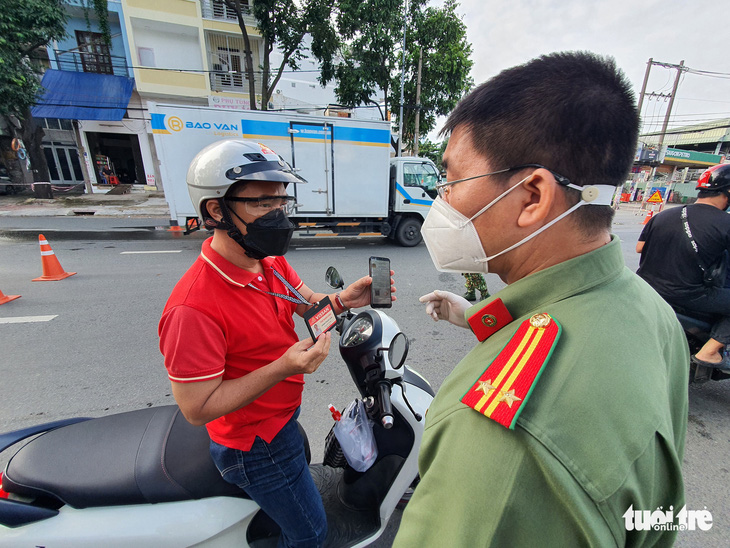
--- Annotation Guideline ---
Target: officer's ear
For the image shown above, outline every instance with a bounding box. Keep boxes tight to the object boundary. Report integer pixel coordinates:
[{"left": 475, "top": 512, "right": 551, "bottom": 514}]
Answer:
[
  {"left": 516, "top": 168, "right": 559, "bottom": 228},
  {"left": 205, "top": 199, "right": 224, "bottom": 223}
]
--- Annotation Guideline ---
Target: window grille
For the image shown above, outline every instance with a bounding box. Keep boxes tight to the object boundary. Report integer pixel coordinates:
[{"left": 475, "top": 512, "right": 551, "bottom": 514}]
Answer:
[{"left": 208, "top": 33, "right": 258, "bottom": 92}]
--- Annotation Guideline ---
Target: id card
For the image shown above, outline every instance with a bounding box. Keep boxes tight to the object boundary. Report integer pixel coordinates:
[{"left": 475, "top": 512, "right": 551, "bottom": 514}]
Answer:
[{"left": 304, "top": 296, "right": 337, "bottom": 343}]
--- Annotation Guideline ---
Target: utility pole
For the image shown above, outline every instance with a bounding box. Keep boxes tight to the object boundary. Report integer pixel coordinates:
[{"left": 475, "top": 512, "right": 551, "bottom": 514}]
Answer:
[
  {"left": 658, "top": 59, "right": 684, "bottom": 149},
  {"left": 638, "top": 58, "right": 686, "bottom": 141},
  {"left": 413, "top": 48, "right": 423, "bottom": 156},
  {"left": 639, "top": 59, "right": 687, "bottom": 208},
  {"left": 397, "top": 0, "right": 408, "bottom": 157},
  {"left": 637, "top": 57, "right": 652, "bottom": 114}
]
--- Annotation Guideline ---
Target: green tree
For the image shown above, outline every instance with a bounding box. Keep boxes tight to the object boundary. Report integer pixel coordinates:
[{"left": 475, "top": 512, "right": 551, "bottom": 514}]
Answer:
[
  {"left": 403, "top": 0, "right": 472, "bottom": 150},
  {"left": 322, "top": 0, "right": 472, "bottom": 152},
  {"left": 0, "top": 0, "right": 66, "bottom": 183},
  {"left": 418, "top": 138, "right": 448, "bottom": 171},
  {"left": 223, "top": 0, "right": 337, "bottom": 110},
  {"left": 0, "top": 0, "right": 66, "bottom": 119},
  {"left": 81, "top": 0, "right": 112, "bottom": 48},
  {"left": 322, "top": 0, "right": 416, "bottom": 120}
]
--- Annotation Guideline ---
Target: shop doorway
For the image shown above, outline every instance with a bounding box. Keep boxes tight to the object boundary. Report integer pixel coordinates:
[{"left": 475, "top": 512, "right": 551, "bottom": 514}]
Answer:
[
  {"left": 85, "top": 132, "right": 144, "bottom": 185},
  {"left": 43, "top": 143, "right": 85, "bottom": 185}
]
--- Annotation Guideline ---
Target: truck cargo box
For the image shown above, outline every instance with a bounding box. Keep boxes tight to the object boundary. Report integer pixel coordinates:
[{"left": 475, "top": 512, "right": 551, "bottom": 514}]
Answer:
[{"left": 149, "top": 103, "right": 392, "bottom": 225}]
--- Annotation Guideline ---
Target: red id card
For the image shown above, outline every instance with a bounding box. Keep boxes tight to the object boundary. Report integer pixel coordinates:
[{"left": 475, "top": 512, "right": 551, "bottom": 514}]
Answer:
[{"left": 304, "top": 296, "right": 337, "bottom": 343}]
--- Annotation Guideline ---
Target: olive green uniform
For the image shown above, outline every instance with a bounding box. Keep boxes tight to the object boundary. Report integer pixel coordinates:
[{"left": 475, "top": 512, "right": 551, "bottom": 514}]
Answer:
[{"left": 395, "top": 237, "right": 688, "bottom": 547}]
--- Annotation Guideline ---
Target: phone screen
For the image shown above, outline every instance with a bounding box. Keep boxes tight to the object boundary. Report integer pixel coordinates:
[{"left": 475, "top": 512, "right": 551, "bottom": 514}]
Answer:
[{"left": 369, "top": 256, "right": 392, "bottom": 308}]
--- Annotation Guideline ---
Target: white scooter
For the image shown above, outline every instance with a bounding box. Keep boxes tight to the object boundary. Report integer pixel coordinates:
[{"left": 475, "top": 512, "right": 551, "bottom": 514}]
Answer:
[{"left": 0, "top": 267, "right": 434, "bottom": 547}]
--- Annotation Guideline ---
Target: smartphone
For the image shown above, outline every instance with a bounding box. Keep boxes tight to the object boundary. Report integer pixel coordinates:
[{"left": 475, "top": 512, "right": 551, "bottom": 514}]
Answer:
[{"left": 369, "top": 256, "right": 392, "bottom": 308}]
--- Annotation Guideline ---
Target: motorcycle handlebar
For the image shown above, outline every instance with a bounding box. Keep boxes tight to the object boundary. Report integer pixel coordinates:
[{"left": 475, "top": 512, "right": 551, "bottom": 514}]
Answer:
[
  {"left": 377, "top": 381, "right": 394, "bottom": 429},
  {"left": 335, "top": 311, "right": 354, "bottom": 335}
]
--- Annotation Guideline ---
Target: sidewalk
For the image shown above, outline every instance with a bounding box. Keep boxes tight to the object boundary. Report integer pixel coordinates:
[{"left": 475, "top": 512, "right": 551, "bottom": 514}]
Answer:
[
  {"left": 0, "top": 187, "right": 677, "bottom": 222},
  {"left": 0, "top": 185, "right": 170, "bottom": 218}
]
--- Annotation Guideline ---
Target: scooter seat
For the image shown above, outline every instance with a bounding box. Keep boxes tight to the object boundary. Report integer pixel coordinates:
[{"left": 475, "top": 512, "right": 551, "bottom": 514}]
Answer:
[{"left": 2, "top": 405, "right": 244, "bottom": 508}]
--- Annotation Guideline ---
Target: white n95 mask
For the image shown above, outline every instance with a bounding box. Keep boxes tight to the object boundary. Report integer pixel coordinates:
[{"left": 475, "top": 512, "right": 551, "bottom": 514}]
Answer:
[
  {"left": 420, "top": 177, "right": 616, "bottom": 273},
  {"left": 421, "top": 196, "right": 490, "bottom": 273}
]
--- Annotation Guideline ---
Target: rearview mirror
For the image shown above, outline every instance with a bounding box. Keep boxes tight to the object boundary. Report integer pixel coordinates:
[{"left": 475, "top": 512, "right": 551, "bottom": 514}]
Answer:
[
  {"left": 325, "top": 266, "right": 344, "bottom": 289},
  {"left": 388, "top": 332, "right": 409, "bottom": 370}
]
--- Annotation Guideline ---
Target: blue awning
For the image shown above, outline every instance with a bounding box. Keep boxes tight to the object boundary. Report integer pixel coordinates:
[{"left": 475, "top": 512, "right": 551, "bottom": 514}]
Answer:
[{"left": 32, "top": 69, "right": 135, "bottom": 121}]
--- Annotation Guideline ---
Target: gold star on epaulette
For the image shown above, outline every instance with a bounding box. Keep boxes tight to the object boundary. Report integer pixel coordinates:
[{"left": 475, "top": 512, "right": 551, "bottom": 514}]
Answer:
[
  {"left": 498, "top": 389, "right": 521, "bottom": 408},
  {"left": 476, "top": 379, "right": 497, "bottom": 396}
]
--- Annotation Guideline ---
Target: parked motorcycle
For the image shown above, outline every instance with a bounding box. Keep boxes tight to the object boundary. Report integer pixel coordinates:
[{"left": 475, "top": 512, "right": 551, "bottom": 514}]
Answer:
[
  {"left": 0, "top": 267, "right": 434, "bottom": 547},
  {"left": 672, "top": 305, "right": 730, "bottom": 383}
]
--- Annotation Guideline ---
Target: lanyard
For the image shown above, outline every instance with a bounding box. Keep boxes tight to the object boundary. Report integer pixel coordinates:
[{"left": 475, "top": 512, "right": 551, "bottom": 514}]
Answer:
[
  {"left": 681, "top": 207, "right": 707, "bottom": 274},
  {"left": 248, "top": 268, "right": 312, "bottom": 306}
]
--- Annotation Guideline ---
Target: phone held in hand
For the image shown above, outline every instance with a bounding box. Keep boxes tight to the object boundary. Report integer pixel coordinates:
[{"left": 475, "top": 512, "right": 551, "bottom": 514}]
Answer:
[{"left": 369, "top": 256, "right": 392, "bottom": 309}]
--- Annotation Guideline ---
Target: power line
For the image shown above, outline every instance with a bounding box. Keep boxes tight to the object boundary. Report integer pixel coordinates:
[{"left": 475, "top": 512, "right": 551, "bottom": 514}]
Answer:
[
  {"left": 640, "top": 121, "right": 730, "bottom": 138},
  {"left": 30, "top": 54, "right": 329, "bottom": 76},
  {"left": 31, "top": 100, "right": 389, "bottom": 119}
]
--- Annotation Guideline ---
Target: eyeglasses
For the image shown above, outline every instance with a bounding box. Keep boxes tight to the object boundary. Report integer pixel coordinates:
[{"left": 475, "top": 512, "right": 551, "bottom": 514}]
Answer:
[
  {"left": 435, "top": 164, "right": 571, "bottom": 199},
  {"left": 226, "top": 195, "right": 296, "bottom": 216}
]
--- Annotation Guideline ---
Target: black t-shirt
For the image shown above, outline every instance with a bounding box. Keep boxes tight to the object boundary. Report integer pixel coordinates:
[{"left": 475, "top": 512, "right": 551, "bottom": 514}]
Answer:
[{"left": 637, "top": 203, "right": 730, "bottom": 299}]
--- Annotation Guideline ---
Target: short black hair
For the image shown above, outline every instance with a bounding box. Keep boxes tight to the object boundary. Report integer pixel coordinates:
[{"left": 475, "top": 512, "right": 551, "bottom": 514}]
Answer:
[
  {"left": 698, "top": 189, "right": 729, "bottom": 200},
  {"left": 442, "top": 51, "right": 639, "bottom": 233}
]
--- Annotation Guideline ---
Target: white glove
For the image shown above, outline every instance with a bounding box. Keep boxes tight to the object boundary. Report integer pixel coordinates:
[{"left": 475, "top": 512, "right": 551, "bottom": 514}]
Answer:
[{"left": 419, "top": 290, "right": 470, "bottom": 329}]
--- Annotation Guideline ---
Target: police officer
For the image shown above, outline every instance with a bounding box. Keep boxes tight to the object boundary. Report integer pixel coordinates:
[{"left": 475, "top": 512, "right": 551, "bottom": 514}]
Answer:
[{"left": 394, "top": 52, "right": 688, "bottom": 547}]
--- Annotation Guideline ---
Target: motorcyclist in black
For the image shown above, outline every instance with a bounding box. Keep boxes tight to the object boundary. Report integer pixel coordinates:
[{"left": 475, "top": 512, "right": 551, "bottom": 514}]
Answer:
[{"left": 636, "top": 164, "right": 730, "bottom": 369}]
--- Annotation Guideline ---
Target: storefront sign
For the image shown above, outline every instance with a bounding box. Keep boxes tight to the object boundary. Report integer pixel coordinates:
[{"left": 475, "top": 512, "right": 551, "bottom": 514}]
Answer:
[
  {"left": 663, "top": 148, "right": 723, "bottom": 166},
  {"left": 208, "top": 95, "right": 251, "bottom": 111}
]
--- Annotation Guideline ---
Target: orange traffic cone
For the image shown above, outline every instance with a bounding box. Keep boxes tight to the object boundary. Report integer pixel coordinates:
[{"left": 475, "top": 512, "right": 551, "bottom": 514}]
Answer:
[
  {"left": 642, "top": 210, "right": 654, "bottom": 225},
  {"left": 0, "top": 289, "right": 20, "bottom": 305},
  {"left": 32, "top": 234, "right": 76, "bottom": 281}
]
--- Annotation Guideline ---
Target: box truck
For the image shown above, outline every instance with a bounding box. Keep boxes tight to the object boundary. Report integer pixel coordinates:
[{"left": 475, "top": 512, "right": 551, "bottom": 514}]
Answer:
[{"left": 149, "top": 103, "right": 439, "bottom": 246}]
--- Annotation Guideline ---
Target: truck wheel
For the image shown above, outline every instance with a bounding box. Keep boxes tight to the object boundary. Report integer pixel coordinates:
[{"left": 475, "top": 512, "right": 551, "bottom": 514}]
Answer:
[{"left": 395, "top": 218, "right": 422, "bottom": 247}]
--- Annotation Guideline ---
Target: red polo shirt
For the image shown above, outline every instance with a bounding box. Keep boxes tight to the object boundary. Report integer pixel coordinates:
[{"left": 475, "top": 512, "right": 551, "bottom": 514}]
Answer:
[{"left": 159, "top": 237, "right": 304, "bottom": 451}]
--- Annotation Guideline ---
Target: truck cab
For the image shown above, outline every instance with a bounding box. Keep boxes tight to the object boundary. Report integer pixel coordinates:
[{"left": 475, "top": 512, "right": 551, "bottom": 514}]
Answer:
[{"left": 387, "top": 157, "right": 439, "bottom": 246}]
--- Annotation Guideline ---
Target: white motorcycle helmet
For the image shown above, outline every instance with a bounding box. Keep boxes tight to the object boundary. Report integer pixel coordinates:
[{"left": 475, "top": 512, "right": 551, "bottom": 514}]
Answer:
[{"left": 186, "top": 139, "right": 307, "bottom": 222}]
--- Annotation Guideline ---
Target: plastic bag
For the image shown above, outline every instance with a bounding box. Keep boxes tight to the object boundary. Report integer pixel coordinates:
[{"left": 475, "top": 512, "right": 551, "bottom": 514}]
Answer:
[{"left": 333, "top": 399, "right": 378, "bottom": 472}]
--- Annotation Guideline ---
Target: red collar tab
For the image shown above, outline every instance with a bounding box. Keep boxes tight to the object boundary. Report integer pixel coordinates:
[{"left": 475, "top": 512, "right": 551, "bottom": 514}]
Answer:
[
  {"left": 462, "top": 313, "right": 562, "bottom": 429},
  {"left": 467, "top": 298, "right": 513, "bottom": 342}
]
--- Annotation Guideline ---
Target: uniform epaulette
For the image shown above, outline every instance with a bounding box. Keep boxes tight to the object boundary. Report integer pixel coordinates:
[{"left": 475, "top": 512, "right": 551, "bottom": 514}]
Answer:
[{"left": 461, "top": 313, "right": 561, "bottom": 429}]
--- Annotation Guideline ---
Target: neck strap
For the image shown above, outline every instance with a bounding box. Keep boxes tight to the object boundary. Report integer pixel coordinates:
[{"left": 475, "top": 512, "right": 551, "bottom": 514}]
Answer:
[
  {"left": 201, "top": 250, "right": 311, "bottom": 305},
  {"left": 247, "top": 268, "right": 312, "bottom": 305},
  {"left": 681, "top": 207, "right": 707, "bottom": 273}
]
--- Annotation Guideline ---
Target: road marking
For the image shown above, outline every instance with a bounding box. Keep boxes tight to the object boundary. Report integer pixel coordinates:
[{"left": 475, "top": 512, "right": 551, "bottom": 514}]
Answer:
[
  {"left": 0, "top": 315, "right": 58, "bottom": 324},
  {"left": 293, "top": 247, "right": 346, "bottom": 251},
  {"left": 120, "top": 250, "right": 182, "bottom": 254}
]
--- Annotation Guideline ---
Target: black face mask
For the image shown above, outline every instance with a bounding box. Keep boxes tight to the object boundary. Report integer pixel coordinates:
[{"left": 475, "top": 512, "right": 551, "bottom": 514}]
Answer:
[{"left": 227, "top": 207, "right": 295, "bottom": 259}]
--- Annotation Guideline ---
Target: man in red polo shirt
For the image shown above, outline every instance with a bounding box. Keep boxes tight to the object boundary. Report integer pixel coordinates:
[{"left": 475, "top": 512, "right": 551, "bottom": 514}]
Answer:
[{"left": 159, "top": 140, "right": 395, "bottom": 547}]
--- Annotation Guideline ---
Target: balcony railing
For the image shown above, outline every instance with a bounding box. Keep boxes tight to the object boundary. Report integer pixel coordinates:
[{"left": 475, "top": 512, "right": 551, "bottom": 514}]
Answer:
[
  {"left": 53, "top": 49, "right": 132, "bottom": 78},
  {"left": 206, "top": 30, "right": 261, "bottom": 94},
  {"left": 209, "top": 68, "right": 261, "bottom": 94},
  {"left": 200, "top": 0, "right": 256, "bottom": 26}
]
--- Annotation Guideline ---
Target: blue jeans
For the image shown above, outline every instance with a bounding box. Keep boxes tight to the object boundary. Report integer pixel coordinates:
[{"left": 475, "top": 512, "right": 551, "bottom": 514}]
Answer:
[
  {"left": 209, "top": 410, "right": 327, "bottom": 548},
  {"left": 668, "top": 286, "right": 730, "bottom": 344}
]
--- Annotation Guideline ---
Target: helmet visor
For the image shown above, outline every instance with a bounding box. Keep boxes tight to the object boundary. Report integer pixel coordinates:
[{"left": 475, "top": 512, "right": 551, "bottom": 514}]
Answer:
[{"left": 225, "top": 160, "right": 307, "bottom": 185}]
